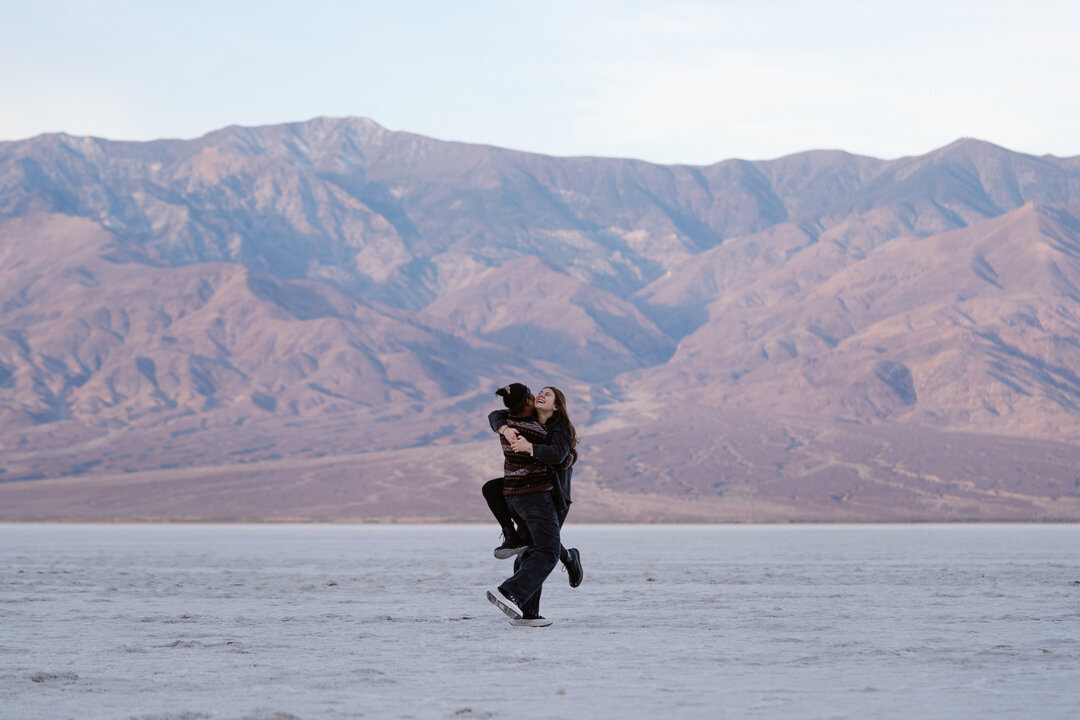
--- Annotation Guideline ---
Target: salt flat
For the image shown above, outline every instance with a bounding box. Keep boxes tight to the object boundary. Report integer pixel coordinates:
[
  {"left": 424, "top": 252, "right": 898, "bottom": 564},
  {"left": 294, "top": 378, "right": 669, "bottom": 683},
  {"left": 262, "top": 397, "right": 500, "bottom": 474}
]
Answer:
[{"left": 2, "top": 524, "right": 1078, "bottom": 719}]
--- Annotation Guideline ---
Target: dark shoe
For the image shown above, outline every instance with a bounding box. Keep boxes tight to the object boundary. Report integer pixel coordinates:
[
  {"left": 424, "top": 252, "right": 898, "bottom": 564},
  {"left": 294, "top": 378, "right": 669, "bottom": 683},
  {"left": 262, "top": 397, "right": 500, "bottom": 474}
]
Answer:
[
  {"left": 487, "top": 587, "right": 523, "bottom": 619},
  {"left": 493, "top": 534, "right": 529, "bottom": 560},
  {"left": 510, "top": 615, "right": 553, "bottom": 627},
  {"left": 564, "top": 547, "right": 583, "bottom": 588}
]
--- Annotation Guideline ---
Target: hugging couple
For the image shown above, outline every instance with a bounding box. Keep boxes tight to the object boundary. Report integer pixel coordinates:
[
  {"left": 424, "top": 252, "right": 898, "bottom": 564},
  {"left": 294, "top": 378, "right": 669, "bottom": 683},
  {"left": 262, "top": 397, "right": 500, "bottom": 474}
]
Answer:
[{"left": 483, "top": 383, "right": 583, "bottom": 627}]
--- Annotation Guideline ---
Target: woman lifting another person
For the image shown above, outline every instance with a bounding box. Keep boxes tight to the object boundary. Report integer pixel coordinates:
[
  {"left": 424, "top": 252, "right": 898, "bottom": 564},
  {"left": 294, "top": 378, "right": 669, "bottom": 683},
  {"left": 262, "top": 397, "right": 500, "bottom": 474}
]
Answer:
[{"left": 484, "top": 383, "right": 583, "bottom": 627}]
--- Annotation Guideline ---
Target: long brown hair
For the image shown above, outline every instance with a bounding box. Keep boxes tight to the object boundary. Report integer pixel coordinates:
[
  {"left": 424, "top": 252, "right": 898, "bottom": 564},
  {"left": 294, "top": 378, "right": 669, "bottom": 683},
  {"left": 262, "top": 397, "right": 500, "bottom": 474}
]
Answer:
[{"left": 542, "top": 386, "right": 577, "bottom": 449}]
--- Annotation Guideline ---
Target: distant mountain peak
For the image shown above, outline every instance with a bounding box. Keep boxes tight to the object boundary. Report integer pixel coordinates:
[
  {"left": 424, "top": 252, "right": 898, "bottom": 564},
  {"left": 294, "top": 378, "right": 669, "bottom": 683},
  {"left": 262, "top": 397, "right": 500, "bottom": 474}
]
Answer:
[{"left": 931, "top": 136, "right": 1024, "bottom": 160}]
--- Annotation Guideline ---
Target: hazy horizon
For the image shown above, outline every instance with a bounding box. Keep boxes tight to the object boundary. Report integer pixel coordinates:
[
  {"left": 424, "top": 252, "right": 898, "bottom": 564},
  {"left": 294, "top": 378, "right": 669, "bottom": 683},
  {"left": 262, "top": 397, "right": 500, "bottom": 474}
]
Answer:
[{"left": 3, "top": 1, "right": 1079, "bottom": 163}]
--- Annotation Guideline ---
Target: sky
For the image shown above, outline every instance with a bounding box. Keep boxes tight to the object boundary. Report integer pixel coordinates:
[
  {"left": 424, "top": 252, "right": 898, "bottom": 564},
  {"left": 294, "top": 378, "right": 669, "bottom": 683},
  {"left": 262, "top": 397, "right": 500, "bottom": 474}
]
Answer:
[{"left": 2, "top": 0, "right": 1078, "bottom": 164}]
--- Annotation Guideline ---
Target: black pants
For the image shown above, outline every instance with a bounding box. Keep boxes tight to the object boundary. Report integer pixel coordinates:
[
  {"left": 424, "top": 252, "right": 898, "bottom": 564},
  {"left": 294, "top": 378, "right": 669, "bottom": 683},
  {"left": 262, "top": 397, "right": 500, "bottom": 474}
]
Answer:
[
  {"left": 482, "top": 478, "right": 519, "bottom": 533},
  {"left": 500, "top": 490, "right": 561, "bottom": 617},
  {"left": 483, "top": 478, "right": 570, "bottom": 564}
]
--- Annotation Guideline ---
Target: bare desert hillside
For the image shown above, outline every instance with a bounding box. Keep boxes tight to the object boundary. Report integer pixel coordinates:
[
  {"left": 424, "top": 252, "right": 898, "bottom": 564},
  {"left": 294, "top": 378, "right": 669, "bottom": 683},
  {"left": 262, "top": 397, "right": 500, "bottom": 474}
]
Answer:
[{"left": 2, "top": 119, "right": 1079, "bottom": 521}]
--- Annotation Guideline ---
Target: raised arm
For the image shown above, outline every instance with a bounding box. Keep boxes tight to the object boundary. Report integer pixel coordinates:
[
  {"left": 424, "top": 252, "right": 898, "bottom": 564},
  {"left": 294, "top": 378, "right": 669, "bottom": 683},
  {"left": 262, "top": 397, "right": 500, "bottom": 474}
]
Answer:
[
  {"left": 488, "top": 409, "right": 522, "bottom": 442},
  {"left": 488, "top": 409, "right": 510, "bottom": 433}
]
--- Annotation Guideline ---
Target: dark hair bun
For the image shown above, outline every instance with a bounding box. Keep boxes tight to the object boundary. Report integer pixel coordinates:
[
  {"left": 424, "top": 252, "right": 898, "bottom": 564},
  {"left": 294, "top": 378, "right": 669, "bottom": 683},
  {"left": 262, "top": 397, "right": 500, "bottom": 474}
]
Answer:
[{"left": 495, "top": 383, "right": 531, "bottom": 414}]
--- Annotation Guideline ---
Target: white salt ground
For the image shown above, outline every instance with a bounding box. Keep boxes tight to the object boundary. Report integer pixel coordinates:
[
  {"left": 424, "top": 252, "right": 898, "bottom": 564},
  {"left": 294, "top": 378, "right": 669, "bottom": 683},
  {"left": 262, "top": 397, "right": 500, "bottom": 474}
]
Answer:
[{"left": 1, "top": 524, "right": 1078, "bottom": 720}]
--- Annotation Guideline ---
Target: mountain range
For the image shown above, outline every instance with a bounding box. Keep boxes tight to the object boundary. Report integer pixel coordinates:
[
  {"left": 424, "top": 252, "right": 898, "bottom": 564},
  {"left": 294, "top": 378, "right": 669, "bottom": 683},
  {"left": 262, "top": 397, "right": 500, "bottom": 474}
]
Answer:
[{"left": 2, "top": 117, "right": 1080, "bottom": 521}]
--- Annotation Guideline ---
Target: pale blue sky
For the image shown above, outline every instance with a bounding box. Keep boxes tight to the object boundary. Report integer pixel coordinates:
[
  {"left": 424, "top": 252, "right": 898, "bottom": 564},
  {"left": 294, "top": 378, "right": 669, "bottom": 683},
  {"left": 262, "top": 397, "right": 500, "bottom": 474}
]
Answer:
[{"left": 2, "top": 0, "right": 1078, "bottom": 163}]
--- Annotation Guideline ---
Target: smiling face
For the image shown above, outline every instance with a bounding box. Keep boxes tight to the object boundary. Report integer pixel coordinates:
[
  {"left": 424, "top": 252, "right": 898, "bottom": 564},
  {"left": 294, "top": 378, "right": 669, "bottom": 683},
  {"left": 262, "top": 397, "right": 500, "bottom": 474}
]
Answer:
[{"left": 534, "top": 387, "right": 558, "bottom": 413}]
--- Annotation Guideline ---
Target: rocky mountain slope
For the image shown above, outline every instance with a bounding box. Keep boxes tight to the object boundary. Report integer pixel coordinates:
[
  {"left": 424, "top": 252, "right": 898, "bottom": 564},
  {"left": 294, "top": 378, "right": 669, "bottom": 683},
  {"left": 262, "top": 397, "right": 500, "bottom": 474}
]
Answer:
[{"left": 2, "top": 118, "right": 1080, "bottom": 520}]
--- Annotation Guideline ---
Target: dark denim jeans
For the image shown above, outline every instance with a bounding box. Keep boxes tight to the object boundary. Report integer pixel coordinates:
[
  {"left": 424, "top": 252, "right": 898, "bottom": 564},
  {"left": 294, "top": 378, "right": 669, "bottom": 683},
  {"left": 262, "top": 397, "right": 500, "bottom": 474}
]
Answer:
[
  {"left": 483, "top": 478, "right": 572, "bottom": 565},
  {"left": 500, "top": 490, "right": 561, "bottom": 617}
]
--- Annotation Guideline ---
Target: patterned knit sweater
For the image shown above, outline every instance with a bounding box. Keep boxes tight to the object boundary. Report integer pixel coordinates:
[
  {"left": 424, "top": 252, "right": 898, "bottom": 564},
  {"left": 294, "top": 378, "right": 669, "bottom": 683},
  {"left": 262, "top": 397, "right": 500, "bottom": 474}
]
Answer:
[{"left": 488, "top": 410, "right": 575, "bottom": 496}]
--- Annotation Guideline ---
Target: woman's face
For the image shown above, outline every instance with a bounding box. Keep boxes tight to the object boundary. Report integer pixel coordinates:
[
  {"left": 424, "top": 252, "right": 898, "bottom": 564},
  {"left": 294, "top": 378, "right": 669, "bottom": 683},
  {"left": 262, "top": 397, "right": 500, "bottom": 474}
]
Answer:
[{"left": 534, "top": 387, "right": 558, "bottom": 412}]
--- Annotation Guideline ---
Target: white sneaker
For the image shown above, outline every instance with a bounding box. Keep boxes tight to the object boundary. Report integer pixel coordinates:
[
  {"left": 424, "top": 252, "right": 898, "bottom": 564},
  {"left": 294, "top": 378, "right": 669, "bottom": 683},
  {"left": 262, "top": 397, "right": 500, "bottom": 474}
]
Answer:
[
  {"left": 487, "top": 588, "right": 523, "bottom": 619},
  {"left": 510, "top": 616, "right": 553, "bottom": 627}
]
